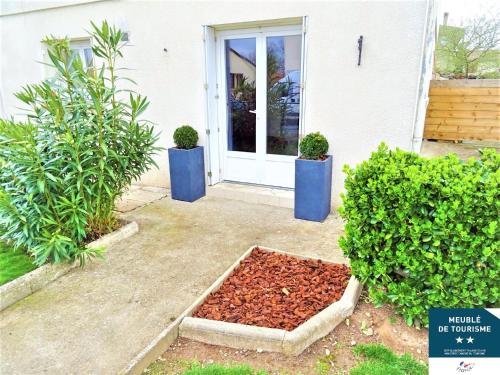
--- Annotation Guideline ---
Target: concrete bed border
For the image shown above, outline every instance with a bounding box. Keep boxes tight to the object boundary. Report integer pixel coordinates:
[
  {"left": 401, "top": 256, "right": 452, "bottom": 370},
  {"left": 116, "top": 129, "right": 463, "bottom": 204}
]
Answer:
[
  {"left": 0, "top": 220, "right": 139, "bottom": 311},
  {"left": 120, "top": 245, "right": 362, "bottom": 375}
]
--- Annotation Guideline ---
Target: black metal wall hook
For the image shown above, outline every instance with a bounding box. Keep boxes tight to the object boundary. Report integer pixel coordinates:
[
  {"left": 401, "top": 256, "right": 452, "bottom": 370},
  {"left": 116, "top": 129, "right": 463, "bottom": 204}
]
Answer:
[{"left": 357, "top": 35, "right": 363, "bottom": 66}]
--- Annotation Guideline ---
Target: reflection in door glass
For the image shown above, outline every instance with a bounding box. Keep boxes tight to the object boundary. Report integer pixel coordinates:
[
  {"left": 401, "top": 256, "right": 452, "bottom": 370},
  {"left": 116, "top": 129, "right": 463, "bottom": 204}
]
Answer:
[
  {"left": 225, "top": 38, "right": 256, "bottom": 152},
  {"left": 267, "top": 35, "right": 302, "bottom": 156}
]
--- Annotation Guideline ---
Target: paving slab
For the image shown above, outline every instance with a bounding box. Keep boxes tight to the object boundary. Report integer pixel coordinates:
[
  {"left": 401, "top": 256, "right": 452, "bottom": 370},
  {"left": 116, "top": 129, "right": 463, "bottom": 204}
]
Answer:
[
  {"left": 116, "top": 186, "right": 168, "bottom": 213},
  {"left": 0, "top": 195, "right": 346, "bottom": 375},
  {"left": 420, "top": 140, "right": 499, "bottom": 160}
]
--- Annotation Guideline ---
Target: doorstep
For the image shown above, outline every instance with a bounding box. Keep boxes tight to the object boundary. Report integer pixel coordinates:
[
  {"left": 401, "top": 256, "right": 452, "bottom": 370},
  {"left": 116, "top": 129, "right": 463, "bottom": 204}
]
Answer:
[{"left": 207, "top": 182, "right": 294, "bottom": 208}]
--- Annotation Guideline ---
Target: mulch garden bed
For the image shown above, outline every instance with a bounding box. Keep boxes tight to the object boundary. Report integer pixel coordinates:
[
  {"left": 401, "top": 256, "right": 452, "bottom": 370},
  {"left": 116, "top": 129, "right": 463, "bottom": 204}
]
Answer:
[{"left": 193, "top": 247, "right": 351, "bottom": 331}]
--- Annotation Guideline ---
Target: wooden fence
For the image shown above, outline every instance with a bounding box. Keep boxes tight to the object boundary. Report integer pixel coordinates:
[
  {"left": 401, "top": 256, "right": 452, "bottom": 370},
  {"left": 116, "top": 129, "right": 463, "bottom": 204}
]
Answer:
[{"left": 424, "top": 80, "right": 500, "bottom": 141}]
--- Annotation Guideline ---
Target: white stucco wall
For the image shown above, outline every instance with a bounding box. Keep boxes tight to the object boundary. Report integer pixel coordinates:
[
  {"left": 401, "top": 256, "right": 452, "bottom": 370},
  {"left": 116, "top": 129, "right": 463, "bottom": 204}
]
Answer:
[{"left": 0, "top": 0, "right": 431, "bottom": 206}]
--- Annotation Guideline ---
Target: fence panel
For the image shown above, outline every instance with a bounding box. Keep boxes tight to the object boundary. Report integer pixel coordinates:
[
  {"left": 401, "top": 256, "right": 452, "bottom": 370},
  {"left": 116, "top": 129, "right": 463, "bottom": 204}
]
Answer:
[{"left": 424, "top": 80, "right": 500, "bottom": 141}]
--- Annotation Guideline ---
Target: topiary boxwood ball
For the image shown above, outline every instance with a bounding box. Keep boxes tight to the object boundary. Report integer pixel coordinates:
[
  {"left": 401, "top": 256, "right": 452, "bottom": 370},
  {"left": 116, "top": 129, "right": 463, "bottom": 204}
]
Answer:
[
  {"left": 299, "top": 132, "right": 329, "bottom": 160},
  {"left": 173, "top": 125, "right": 198, "bottom": 149}
]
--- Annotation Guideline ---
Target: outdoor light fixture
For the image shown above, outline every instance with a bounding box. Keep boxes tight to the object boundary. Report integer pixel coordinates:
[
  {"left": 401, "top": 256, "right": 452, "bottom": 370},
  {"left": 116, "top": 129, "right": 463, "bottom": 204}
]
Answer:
[{"left": 357, "top": 35, "right": 363, "bottom": 66}]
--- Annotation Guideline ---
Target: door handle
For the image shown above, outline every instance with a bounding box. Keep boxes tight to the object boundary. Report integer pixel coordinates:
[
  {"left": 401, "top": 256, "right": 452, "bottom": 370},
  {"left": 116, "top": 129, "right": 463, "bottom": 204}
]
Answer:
[{"left": 249, "top": 110, "right": 257, "bottom": 114}]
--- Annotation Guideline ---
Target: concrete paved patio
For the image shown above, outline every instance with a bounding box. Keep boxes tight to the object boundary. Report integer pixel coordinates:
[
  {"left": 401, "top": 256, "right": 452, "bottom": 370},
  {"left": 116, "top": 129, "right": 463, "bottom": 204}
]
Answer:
[
  {"left": 0, "top": 193, "right": 346, "bottom": 374},
  {"left": 420, "top": 140, "right": 500, "bottom": 160},
  {"left": 116, "top": 185, "right": 168, "bottom": 213}
]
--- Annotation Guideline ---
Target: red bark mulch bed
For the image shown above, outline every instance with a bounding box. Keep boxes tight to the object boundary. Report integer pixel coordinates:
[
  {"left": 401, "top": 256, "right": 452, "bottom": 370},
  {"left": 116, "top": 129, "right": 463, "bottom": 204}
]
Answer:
[{"left": 193, "top": 247, "right": 351, "bottom": 331}]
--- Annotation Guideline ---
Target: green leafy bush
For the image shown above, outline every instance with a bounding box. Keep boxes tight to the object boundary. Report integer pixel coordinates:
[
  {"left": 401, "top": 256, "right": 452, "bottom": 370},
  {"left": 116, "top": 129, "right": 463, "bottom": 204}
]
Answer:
[
  {"left": 339, "top": 144, "right": 499, "bottom": 326},
  {"left": 174, "top": 125, "right": 198, "bottom": 149},
  {"left": 0, "top": 21, "right": 159, "bottom": 266},
  {"left": 299, "top": 132, "right": 329, "bottom": 160}
]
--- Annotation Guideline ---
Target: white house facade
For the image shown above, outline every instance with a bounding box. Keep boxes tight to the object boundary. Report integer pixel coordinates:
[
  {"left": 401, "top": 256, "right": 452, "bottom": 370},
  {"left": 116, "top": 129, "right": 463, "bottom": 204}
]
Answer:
[{"left": 0, "top": 0, "right": 436, "bottom": 206}]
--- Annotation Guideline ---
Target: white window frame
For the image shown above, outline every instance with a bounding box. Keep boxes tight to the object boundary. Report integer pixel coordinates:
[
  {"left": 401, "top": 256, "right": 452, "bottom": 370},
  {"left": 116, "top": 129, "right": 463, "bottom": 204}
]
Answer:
[
  {"left": 41, "top": 37, "right": 94, "bottom": 78},
  {"left": 69, "top": 38, "right": 94, "bottom": 70}
]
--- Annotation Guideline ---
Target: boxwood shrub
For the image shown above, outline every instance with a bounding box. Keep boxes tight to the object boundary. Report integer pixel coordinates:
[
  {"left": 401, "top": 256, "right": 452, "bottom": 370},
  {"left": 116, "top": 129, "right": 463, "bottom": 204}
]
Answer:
[
  {"left": 299, "top": 132, "right": 329, "bottom": 160},
  {"left": 174, "top": 125, "right": 198, "bottom": 149},
  {"left": 339, "top": 143, "right": 499, "bottom": 326}
]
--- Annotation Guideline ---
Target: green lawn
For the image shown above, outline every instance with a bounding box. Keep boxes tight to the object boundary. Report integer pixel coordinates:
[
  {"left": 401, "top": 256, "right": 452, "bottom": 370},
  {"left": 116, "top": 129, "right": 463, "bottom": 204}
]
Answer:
[
  {"left": 183, "top": 364, "right": 266, "bottom": 375},
  {"left": 144, "top": 343, "right": 427, "bottom": 375},
  {"left": 0, "top": 242, "right": 37, "bottom": 286},
  {"left": 351, "top": 344, "right": 428, "bottom": 375},
  {"left": 168, "top": 351, "right": 427, "bottom": 375}
]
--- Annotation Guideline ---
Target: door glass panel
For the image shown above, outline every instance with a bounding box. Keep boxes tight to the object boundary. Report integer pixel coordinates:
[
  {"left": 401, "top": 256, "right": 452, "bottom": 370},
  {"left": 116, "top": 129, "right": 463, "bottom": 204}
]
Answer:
[
  {"left": 266, "top": 35, "right": 302, "bottom": 156},
  {"left": 225, "top": 38, "right": 256, "bottom": 152}
]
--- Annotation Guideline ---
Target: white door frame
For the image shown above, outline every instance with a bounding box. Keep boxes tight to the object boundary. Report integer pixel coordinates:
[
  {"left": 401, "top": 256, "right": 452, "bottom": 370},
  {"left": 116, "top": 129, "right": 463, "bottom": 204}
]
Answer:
[
  {"left": 217, "top": 29, "right": 261, "bottom": 185},
  {"left": 204, "top": 20, "right": 307, "bottom": 187}
]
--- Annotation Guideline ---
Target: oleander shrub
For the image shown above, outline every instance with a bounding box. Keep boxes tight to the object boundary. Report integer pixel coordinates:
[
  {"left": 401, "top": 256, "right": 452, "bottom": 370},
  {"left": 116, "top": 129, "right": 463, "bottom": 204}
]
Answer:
[
  {"left": 339, "top": 143, "right": 499, "bottom": 326},
  {"left": 0, "top": 21, "right": 160, "bottom": 266},
  {"left": 299, "top": 132, "right": 329, "bottom": 160},
  {"left": 174, "top": 125, "right": 198, "bottom": 149}
]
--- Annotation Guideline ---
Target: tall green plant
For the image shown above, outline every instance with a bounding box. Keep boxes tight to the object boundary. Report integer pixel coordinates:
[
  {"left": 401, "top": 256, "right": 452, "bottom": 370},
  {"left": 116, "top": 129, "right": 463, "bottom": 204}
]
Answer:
[{"left": 0, "top": 21, "right": 160, "bottom": 266}]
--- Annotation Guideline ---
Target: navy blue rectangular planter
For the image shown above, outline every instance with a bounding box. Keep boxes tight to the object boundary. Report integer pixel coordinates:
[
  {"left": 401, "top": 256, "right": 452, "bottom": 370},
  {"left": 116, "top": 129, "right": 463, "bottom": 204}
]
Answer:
[
  {"left": 168, "top": 146, "right": 206, "bottom": 202},
  {"left": 294, "top": 155, "right": 332, "bottom": 222}
]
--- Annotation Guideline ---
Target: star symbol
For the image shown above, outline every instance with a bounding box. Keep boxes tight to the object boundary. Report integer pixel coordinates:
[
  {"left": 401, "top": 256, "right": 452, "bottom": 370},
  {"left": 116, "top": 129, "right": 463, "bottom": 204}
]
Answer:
[
  {"left": 466, "top": 336, "right": 474, "bottom": 344},
  {"left": 456, "top": 336, "right": 463, "bottom": 343}
]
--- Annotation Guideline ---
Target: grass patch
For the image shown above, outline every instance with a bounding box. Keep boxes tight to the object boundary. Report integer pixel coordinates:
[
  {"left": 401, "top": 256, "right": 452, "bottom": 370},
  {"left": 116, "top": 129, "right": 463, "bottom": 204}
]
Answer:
[
  {"left": 143, "top": 358, "right": 196, "bottom": 375},
  {"left": 315, "top": 353, "right": 336, "bottom": 375},
  {"left": 183, "top": 363, "right": 267, "bottom": 375},
  {"left": 351, "top": 344, "right": 427, "bottom": 375},
  {"left": 0, "top": 242, "right": 37, "bottom": 286},
  {"left": 143, "top": 360, "right": 268, "bottom": 375}
]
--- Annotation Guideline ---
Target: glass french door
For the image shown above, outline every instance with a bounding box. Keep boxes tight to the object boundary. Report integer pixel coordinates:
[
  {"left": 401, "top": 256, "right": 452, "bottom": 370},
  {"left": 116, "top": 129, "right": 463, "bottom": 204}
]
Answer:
[{"left": 218, "top": 26, "right": 303, "bottom": 188}]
